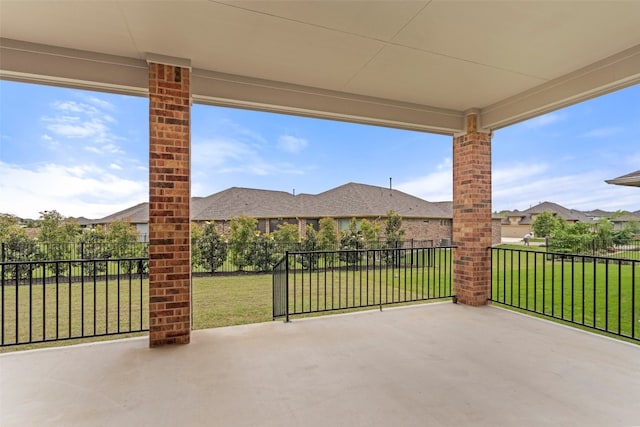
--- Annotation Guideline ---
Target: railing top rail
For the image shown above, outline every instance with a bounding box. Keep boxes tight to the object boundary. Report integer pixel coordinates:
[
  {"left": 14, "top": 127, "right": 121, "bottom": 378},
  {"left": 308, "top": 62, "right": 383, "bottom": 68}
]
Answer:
[
  {"left": 490, "top": 246, "right": 639, "bottom": 263},
  {"left": 0, "top": 256, "right": 149, "bottom": 266},
  {"left": 286, "top": 245, "right": 455, "bottom": 256}
]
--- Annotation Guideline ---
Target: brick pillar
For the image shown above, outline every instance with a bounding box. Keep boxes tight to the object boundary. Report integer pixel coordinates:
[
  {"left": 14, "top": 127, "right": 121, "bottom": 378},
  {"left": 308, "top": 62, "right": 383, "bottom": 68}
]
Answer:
[
  {"left": 452, "top": 112, "right": 492, "bottom": 306},
  {"left": 148, "top": 61, "right": 191, "bottom": 346}
]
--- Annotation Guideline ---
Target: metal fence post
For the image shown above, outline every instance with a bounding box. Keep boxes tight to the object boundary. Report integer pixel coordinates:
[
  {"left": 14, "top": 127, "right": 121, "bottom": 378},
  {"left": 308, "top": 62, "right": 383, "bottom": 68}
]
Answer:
[{"left": 285, "top": 251, "right": 290, "bottom": 323}]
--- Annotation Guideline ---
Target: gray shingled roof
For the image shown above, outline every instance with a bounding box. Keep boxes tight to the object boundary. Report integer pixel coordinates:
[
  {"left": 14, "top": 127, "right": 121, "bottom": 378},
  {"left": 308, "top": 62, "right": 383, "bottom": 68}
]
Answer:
[
  {"left": 95, "top": 202, "right": 149, "bottom": 224},
  {"left": 98, "top": 183, "right": 453, "bottom": 224},
  {"left": 582, "top": 209, "right": 614, "bottom": 218},
  {"left": 301, "top": 183, "right": 451, "bottom": 218},
  {"left": 522, "top": 201, "right": 592, "bottom": 222},
  {"left": 193, "top": 183, "right": 452, "bottom": 220},
  {"left": 192, "top": 187, "right": 300, "bottom": 221}
]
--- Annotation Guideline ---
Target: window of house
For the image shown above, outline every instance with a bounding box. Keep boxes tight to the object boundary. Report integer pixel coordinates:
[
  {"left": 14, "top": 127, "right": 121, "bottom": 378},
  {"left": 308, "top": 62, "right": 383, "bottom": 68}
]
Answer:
[
  {"left": 306, "top": 219, "right": 319, "bottom": 231},
  {"left": 269, "top": 218, "right": 297, "bottom": 232}
]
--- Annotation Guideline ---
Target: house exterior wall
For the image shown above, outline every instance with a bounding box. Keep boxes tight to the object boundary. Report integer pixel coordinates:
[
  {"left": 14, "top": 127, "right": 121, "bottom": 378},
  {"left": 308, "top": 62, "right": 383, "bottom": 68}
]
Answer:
[
  {"left": 402, "top": 218, "right": 451, "bottom": 244},
  {"left": 501, "top": 224, "right": 532, "bottom": 238}
]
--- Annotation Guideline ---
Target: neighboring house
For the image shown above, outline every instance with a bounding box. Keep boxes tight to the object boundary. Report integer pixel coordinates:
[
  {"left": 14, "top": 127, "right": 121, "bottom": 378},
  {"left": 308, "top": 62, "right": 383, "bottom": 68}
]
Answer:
[
  {"left": 582, "top": 209, "right": 614, "bottom": 222},
  {"left": 96, "top": 182, "right": 503, "bottom": 246},
  {"left": 70, "top": 216, "right": 94, "bottom": 232},
  {"left": 92, "top": 202, "right": 149, "bottom": 242},
  {"left": 605, "top": 170, "right": 640, "bottom": 187},
  {"left": 501, "top": 201, "right": 593, "bottom": 238},
  {"left": 194, "top": 182, "right": 459, "bottom": 245},
  {"left": 609, "top": 212, "right": 640, "bottom": 231}
]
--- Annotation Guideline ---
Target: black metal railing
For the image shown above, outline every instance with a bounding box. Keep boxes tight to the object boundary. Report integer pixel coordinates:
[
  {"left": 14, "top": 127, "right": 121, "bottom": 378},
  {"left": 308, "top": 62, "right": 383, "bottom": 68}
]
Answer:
[
  {"left": 491, "top": 247, "right": 639, "bottom": 342},
  {"left": 3, "top": 239, "right": 436, "bottom": 276},
  {"left": 546, "top": 237, "right": 640, "bottom": 260},
  {"left": 273, "top": 246, "right": 454, "bottom": 320},
  {"left": 1, "top": 258, "right": 149, "bottom": 347}
]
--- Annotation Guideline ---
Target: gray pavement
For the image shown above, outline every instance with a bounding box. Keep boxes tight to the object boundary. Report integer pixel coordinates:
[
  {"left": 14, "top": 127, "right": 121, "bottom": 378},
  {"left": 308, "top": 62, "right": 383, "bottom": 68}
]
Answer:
[{"left": 1, "top": 303, "right": 639, "bottom": 427}]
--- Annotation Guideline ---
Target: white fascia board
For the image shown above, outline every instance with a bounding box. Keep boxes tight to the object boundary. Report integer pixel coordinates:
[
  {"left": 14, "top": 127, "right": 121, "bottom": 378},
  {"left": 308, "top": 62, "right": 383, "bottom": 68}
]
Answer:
[
  {"left": 192, "top": 69, "right": 464, "bottom": 135},
  {"left": 482, "top": 44, "right": 640, "bottom": 130},
  {"left": 0, "top": 38, "right": 148, "bottom": 96}
]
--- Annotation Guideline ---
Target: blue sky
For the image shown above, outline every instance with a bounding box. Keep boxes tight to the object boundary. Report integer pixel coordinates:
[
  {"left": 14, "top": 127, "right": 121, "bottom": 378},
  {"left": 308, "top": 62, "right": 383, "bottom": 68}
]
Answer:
[{"left": 0, "top": 80, "right": 638, "bottom": 219}]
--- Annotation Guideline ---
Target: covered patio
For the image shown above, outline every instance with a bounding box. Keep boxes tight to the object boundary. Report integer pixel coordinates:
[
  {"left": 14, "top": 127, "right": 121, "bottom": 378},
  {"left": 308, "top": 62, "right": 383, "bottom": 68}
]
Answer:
[
  {"left": 2, "top": 303, "right": 640, "bottom": 426},
  {"left": 2, "top": 1, "right": 640, "bottom": 346},
  {"left": 1, "top": 2, "right": 640, "bottom": 425}
]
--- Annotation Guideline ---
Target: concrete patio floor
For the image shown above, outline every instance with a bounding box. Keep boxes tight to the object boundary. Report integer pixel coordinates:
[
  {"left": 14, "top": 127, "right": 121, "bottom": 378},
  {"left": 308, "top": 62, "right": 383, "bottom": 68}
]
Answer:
[{"left": 1, "top": 303, "right": 639, "bottom": 427}]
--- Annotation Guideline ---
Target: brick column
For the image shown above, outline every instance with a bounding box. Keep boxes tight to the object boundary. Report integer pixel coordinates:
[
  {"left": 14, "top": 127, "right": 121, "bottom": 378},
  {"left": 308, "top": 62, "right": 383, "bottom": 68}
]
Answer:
[
  {"left": 452, "top": 112, "right": 492, "bottom": 306},
  {"left": 148, "top": 61, "right": 191, "bottom": 346}
]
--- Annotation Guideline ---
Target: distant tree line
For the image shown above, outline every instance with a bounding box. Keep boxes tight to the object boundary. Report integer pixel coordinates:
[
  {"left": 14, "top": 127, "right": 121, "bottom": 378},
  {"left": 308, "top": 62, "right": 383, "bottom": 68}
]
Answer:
[
  {"left": 531, "top": 211, "right": 639, "bottom": 254},
  {"left": 1, "top": 210, "right": 407, "bottom": 276}
]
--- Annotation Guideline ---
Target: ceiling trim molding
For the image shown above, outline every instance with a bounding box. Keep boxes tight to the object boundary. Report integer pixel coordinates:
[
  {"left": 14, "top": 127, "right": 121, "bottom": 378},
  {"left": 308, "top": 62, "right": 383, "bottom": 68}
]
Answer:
[
  {"left": 0, "top": 38, "right": 148, "bottom": 97},
  {"left": 481, "top": 44, "right": 640, "bottom": 130},
  {"left": 192, "top": 69, "right": 465, "bottom": 134},
  {"left": 145, "top": 53, "right": 191, "bottom": 70}
]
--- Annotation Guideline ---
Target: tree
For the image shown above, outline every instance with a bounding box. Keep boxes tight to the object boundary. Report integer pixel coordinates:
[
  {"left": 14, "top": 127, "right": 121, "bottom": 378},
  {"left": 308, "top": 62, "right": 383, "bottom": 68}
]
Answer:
[
  {"left": 1, "top": 218, "right": 40, "bottom": 279},
  {"left": 195, "top": 222, "right": 228, "bottom": 273},
  {"left": 191, "top": 222, "right": 204, "bottom": 269},
  {"left": 228, "top": 216, "right": 257, "bottom": 271},
  {"left": 2, "top": 232, "right": 40, "bottom": 279},
  {"left": 299, "top": 224, "right": 320, "bottom": 269},
  {"left": 339, "top": 218, "right": 362, "bottom": 265},
  {"left": 360, "top": 218, "right": 381, "bottom": 249},
  {"left": 0, "top": 214, "right": 22, "bottom": 243},
  {"left": 595, "top": 218, "right": 614, "bottom": 249},
  {"left": 250, "top": 233, "right": 276, "bottom": 271},
  {"left": 384, "top": 210, "right": 404, "bottom": 247},
  {"left": 105, "top": 221, "right": 139, "bottom": 255},
  {"left": 78, "top": 228, "right": 109, "bottom": 275},
  {"left": 272, "top": 223, "right": 299, "bottom": 248},
  {"left": 531, "top": 211, "right": 559, "bottom": 238},
  {"left": 317, "top": 218, "right": 338, "bottom": 250}
]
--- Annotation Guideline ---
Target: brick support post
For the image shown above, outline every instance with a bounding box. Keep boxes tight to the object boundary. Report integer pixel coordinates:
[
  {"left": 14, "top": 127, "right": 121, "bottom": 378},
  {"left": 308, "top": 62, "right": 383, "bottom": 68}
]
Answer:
[
  {"left": 148, "top": 62, "right": 191, "bottom": 346},
  {"left": 452, "top": 113, "right": 492, "bottom": 306}
]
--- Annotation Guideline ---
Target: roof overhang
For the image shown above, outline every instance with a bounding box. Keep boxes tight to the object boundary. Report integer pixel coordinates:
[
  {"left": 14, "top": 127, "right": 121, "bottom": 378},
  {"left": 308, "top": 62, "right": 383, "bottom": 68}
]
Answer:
[
  {"left": 605, "top": 171, "right": 640, "bottom": 188},
  {"left": 1, "top": 1, "right": 640, "bottom": 134}
]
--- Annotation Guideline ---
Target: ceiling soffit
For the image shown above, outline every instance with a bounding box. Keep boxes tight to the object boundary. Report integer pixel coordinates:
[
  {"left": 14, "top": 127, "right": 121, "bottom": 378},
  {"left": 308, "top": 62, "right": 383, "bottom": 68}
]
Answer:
[{"left": 1, "top": 1, "right": 640, "bottom": 134}]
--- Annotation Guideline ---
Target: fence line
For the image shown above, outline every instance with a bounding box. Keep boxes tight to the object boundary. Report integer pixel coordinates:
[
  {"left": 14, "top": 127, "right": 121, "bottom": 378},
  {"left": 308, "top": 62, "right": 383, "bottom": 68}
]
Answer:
[
  {"left": 491, "top": 247, "right": 639, "bottom": 342},
  {"left": 546, "top": 237, "right": 640, "bottom": 260},
  {"left": 1, "top": 258, "right": 148, "bottom": 346},
  {"left": 273, "top": 246, "right": 454, "bottom": 320},
  {"left": 2, "top": 239, "right": 435, "bottom": 276}
]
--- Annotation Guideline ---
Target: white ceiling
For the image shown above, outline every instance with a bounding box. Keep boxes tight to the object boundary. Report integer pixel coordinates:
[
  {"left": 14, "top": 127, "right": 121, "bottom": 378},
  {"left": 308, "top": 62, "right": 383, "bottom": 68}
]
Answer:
[{"left": 1, "top": 0, "right": 640, "bottom": 134}]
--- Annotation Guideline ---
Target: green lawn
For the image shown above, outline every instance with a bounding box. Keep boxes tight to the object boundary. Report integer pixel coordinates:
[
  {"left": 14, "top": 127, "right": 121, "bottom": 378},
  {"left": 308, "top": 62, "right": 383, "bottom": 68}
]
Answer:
[
  {"left": 491, "top": 248, "right": 640, "bottom": 340},
  {"left": 3, "top": 246, "right": 638, "bottom": 352},
  {"left": 283, "top": 264, "right": 452, "bottom": 316}
]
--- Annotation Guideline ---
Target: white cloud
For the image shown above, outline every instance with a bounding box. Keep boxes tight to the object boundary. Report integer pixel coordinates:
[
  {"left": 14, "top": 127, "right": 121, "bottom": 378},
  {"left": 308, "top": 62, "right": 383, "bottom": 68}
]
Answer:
[
  {"left": 0, "top": 161, "right": 146, "bottom": 219},
  {"left": 396, "top": 158, "right": 452, "bottom": 201},
  {"left": 217, "top": 118, "right": 267, "bottom": 144},
  {"left": 395, "top": 158, "right": 640, "bottom": 212},
  {"left": 492, "top": 162, "right": 549, "bottom": 186},
  {"left": 581, "top": 127, "right": 623, "bottom": 138},
  {"left": 277, "top": 135, "right": 308, "bottom": 153},
  {"left": 109, "top": 163, "right": 122, "bottom": 170},
  {"left": 41, "top": 100, "right": 123, "bottom": 153},
  {"left": 492, "top": 165, "right": 640, "bottom": 212},
  {"left": 192, "top": 137, "right": 305, "bottom": 175},
  {"left": 524, "top": 112, "right": 564, "bottom": 128}
]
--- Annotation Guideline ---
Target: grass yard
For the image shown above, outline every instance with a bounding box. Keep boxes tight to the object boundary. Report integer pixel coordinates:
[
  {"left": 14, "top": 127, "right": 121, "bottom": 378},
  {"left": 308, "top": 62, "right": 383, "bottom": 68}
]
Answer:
[
  {"left": 192, "top": 274, "right": 273, "bottom": 329},
  {"left": 491, "top": 248, "right": 640, "bottom": 341},
  {"left": 283, "top": 264, "right": 452, "bottom": 316},
  {"left": 3, "top": 246, "right": 638, "bottom": 352}
]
